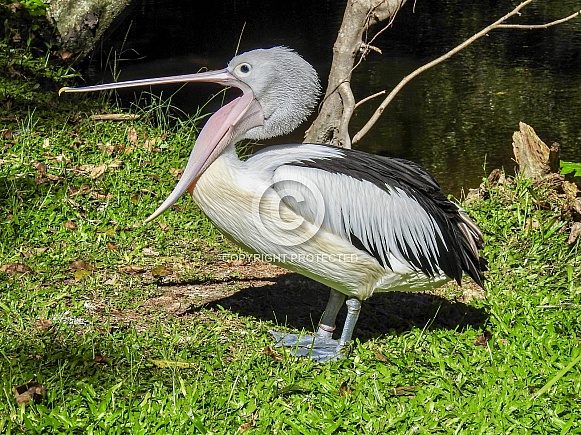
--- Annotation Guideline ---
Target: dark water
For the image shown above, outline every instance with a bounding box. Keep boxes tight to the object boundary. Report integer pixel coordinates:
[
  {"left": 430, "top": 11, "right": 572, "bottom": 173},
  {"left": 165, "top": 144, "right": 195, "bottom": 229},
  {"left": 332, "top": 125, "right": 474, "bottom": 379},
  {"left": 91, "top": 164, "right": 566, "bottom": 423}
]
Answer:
[{"left": 98, "top": 0, "right": 581, "bottom": 195}]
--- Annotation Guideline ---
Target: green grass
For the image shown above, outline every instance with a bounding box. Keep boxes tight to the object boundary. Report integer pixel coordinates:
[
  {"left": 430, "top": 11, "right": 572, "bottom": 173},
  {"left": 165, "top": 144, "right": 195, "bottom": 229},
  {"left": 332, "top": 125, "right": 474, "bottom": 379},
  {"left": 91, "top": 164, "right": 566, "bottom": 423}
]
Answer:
[{"left": 1, "top": 44, "right": 581, "bottom": 434}]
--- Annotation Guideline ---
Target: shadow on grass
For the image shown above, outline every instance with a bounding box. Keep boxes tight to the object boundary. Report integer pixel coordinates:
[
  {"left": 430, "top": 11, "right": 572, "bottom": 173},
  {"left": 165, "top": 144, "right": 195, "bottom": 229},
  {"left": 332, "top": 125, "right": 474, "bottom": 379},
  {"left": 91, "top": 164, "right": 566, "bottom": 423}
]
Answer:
[{"left": 187, "top": 272, "right": 488, "bottom": 341}]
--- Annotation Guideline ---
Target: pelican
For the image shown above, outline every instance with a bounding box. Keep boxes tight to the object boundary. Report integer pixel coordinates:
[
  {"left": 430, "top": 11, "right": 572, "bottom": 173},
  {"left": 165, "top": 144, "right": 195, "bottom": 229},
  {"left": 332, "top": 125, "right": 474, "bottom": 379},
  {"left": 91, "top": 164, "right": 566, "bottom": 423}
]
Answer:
[{"left": 60, "top": 47, "right": 484, "bottom": 362}]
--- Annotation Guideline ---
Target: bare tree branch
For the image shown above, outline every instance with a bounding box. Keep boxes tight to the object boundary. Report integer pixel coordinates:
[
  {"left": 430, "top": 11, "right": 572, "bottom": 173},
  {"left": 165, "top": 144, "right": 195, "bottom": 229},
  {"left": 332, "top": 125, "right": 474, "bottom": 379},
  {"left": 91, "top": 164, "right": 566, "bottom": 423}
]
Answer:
[
  {"left": 304, "top": 0, "right": 407, "bottom": 148},
  {"left": 338, "top": 82, "right": 356, "bottom": 149},
  {"left": 352, "top": 1, "right": 581, "bottom": 144},
  {"left": 354, "top": 90, "right": 386, "bottom": 109},
  {"left": 496, "top": 9, "right": 581, "bottom": 29},
  {"left": 363, "top": 2, "right": 404, "bottom": 57}
]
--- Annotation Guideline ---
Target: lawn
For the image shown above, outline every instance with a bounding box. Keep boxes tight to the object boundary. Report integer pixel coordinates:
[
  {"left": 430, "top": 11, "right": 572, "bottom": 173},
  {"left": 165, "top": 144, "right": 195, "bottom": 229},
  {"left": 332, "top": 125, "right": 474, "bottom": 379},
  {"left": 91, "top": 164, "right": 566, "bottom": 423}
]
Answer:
[{"left": 1, "top": 28, "right": 580, "bottom": 435}]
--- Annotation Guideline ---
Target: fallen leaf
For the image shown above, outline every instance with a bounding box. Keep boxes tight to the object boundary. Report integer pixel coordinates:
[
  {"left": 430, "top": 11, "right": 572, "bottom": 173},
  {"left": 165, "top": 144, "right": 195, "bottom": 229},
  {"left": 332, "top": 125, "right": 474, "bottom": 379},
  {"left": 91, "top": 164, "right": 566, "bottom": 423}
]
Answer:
[
  {"left": 568, "top": 222, "right": 581, "bottom": 245},
  {"left": 96, "top": 227, "right": 113, "bottom": 236},
  {"left": 106, "top": 243, "right": 118, "bottom": 250},
  {"left": 64, "top": 198, "right": 82, "bottom": 209},
  {"left": 1, "top": 129, "right": 14, "bottom": 140},
  {"left": 119, "top": 265, "right": 145, "bottom": 275},
  {"left": 33, "top": 162, "right": 47, "bottom": 174},
  {"left": 127, "top": 126, "right": 138, "bottom": 145},
  {"left": 77, "top": 164, "right": 95, "bottom": 173},
  {"left": 14, "top": 382, "right": 45, "bottom": 406},
  {"left": 74, "top": 269, "right": 92, "bottom": 282},
  {"left": 70, "top": 260, "right": 95, "bottom": 271},
  {"left": 36, "top": 319, "right": 52, "bottom": 332},
  {"left": 45, "top": 173, "right": 63, "bottom": 182},
  {"left": 263, "top": 346, "right": 284, "bottom": 362},
  {"left": 103, "top": 277, "right": 117, "bottom": 285},
  {"left": 158, "top": 223, "right": 172, "bottom": 231},
  {"left": 60, "top": 50, "right": 74, "bottom": 60},
  {"left": 94, "top": 354, "right": 108, "bottom": 364},
  {"left": 42, "top": 138, "right": 50, "bottom": 149},
  {"left": 143, "top": 137, "right": 157, "bottom": 151},
  {"left": 64, "top": 221, "right": 78, "bottom": 231},
  {"left": 89, "top": 164, "right": 107, "bottom": 179},
  {"left": 92, "top": 192, "right": 114, "bottom": 200},
  {"left": 0, "top": 263, "right": 32, "bottom": 275},
  {"left": 375, "top": 351, "right": 389, "bottom": 362},
  {"left": 100, "top": 142, "right": 125, "bottom": 155},
  {"left": 35, "top": 173, "right": 64, "bottom": 184},
  {"left": 474, "top": 330, "right": 492, "bottom": 347},
  {"left": 239, "top": 422, "right": 252, "bottom": 432},
  {"left": 169, "top": 168, "right": 184, "bottom": 179},
  {"left": 390, "top": 385, "right": 418, "bottom": 397},
  {"left": 9, "top": 3, "right": 24, "bottom": 13},
  {"left": 143, "top": 247, "right": 160, "bottom": 257},
  {"left": 339, "top": 381, "right": 353, "bottom": 397},
  {"left": 69, "top": 185, "right": 92, "bottom": 196},
  {"left": 152, "top": 265, "right": 172, "bottom": 277},
  {"left": 91, "top": 114, "right": 140, "bottom": 121},
  {"left": 0, "top": 115, "right": 16, "bottom": 124},
  {"left": 69, "top": 114, "right": 81, "bottom": 123},
  {"left": 104, "top": 143, "right": 116, "bottom": 155},
  {"left": 108, "top": 160, "right": 124, "bottom": 169},
  {"left": 239, "top": 413, "right": 257, "bottom": 432}
]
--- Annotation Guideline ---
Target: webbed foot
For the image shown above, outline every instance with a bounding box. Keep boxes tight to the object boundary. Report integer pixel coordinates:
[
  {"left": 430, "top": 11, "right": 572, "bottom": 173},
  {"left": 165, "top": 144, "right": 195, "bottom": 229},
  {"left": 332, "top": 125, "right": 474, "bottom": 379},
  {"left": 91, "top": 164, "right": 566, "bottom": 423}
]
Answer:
[{"left": 270, "top": 330, "right": 346, "bottom": 362}]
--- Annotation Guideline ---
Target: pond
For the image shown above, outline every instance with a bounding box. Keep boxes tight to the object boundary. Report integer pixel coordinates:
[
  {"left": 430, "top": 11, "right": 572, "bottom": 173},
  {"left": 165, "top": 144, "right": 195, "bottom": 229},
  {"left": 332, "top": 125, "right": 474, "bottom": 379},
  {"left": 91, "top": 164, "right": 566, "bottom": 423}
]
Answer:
[{"left": 98, "top": 0, "right": 581, "bottom": 195}]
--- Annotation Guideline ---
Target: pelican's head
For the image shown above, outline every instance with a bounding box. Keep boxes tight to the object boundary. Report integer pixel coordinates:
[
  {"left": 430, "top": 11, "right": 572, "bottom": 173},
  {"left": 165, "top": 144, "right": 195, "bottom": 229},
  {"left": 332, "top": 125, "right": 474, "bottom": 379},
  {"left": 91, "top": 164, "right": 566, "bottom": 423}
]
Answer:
[
  {"left": 227, "top": 47, "right": 320, "bottom": 140},
  {"left": 60, "top": 47, "right": 321, "bottom": 222}
]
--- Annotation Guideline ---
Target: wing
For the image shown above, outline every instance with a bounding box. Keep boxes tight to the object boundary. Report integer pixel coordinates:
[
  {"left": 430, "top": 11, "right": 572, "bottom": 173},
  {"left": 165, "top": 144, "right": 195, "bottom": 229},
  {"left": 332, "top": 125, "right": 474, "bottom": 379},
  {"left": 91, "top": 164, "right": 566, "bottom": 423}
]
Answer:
[{"left": 250, "top": 144, "right": 484, "bottom": 286}]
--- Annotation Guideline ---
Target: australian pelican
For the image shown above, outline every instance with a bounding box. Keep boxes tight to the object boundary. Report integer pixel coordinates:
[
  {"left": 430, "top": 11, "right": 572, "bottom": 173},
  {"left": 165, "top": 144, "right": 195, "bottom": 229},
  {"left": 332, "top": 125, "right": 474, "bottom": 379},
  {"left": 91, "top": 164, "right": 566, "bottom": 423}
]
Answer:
[{"left": 60, "top": 47, "right": 484, "bottom": 362}]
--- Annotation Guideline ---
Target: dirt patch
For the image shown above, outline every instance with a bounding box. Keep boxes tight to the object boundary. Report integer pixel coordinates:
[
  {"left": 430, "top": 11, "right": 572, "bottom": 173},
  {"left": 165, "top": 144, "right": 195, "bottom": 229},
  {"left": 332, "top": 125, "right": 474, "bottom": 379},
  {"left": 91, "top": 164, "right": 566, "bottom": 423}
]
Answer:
[
  {"left": 144, "top": 261, "right": 291, "bottom": 315},
  {"left": 102, "top": 260, "right": 488, "bottom": 340}
]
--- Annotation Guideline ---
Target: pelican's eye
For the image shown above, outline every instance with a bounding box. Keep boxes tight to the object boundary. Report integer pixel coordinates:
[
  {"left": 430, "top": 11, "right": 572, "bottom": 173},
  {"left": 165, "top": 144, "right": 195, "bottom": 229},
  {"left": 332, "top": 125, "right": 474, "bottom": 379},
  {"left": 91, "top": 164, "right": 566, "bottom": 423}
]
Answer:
[{"left": 235, "top": 63, "right": 252, "bottom": 77}]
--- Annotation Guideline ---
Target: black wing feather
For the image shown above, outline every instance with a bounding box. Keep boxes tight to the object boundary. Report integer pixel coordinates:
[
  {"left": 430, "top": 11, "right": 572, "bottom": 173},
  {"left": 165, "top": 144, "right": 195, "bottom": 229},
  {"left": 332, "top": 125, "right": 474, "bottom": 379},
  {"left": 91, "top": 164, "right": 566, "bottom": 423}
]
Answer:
[{"left": 288, "top": 144, "right": 484, "bottom": 287}]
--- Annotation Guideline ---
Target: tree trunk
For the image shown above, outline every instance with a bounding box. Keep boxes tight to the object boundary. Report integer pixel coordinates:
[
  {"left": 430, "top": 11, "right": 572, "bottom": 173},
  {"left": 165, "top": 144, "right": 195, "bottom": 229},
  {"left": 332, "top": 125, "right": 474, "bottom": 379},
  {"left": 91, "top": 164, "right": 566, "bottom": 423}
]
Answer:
[
  {"left": 47, "top": 0, "right": 133, "bottom": 60},
  {"left": 304, "top": 0, "right": 407, "bottom": 148}
]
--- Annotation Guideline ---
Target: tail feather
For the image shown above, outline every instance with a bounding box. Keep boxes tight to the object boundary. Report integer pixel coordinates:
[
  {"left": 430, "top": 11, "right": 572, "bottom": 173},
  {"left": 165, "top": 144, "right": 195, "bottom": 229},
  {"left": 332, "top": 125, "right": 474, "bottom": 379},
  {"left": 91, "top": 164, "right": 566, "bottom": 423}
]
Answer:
[{"left": 456, "top": 210, "right": 485, "bottom": 287}]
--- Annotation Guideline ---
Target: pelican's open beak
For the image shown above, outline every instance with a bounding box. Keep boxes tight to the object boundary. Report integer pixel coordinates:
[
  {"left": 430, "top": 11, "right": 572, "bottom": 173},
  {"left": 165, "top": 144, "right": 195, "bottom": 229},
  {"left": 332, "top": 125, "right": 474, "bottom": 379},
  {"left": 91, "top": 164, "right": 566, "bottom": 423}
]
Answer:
[{"left": 60, "top": 69, "right": 265, "bottom": 222}]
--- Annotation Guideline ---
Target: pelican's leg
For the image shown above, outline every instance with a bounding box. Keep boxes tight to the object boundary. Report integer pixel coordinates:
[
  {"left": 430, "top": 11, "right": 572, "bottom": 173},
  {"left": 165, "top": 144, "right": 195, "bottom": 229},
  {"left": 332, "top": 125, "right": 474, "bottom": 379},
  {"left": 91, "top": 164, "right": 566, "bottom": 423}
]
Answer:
[
  {"left": 271, "top": 289, "right": 350, "bottom": 362},
  {"left": 338, "top": 298, "right": 361, "bottom": 346}
]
